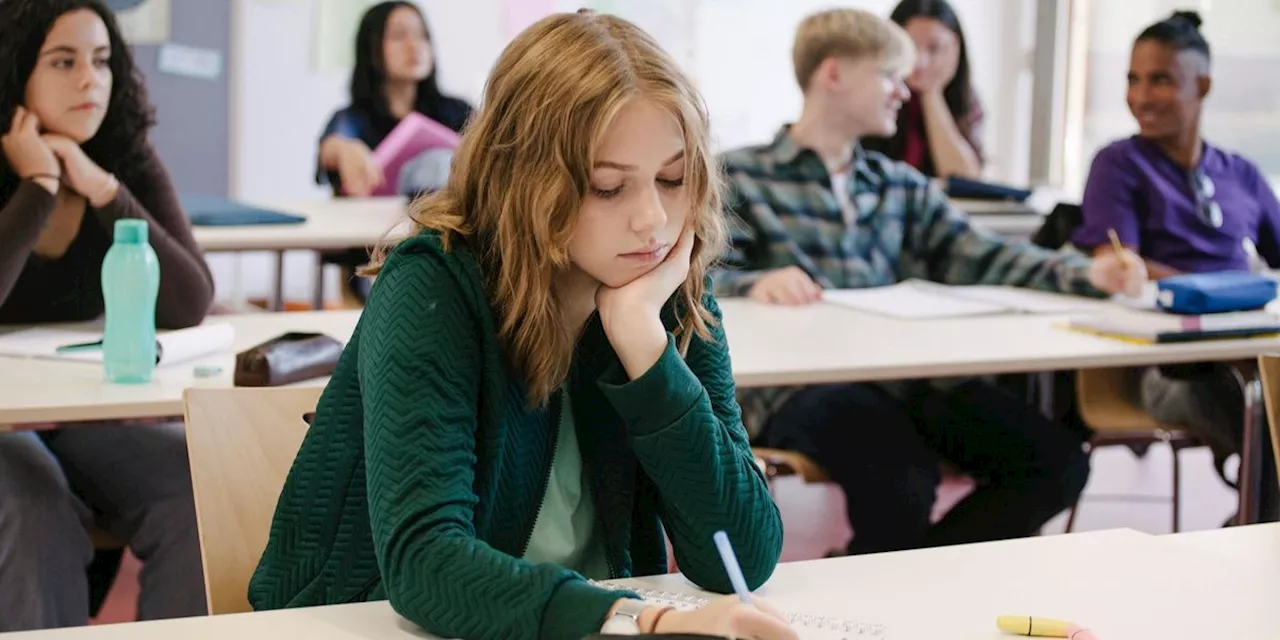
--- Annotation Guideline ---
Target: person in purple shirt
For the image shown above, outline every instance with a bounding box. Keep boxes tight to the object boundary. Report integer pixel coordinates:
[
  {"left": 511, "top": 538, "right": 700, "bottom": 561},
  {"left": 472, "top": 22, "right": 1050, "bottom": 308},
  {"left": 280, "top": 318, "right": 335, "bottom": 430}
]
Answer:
[{"left": 1073, "top": 11, "right": 1278, "bottom": 524}]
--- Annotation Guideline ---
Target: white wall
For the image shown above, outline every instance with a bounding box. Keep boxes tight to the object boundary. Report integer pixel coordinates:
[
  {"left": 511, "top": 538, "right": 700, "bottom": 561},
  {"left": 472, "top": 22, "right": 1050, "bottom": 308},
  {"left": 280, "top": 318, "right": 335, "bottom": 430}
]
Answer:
[{"left": 221, "top": 0, "right": 1041, "bottom": 305}]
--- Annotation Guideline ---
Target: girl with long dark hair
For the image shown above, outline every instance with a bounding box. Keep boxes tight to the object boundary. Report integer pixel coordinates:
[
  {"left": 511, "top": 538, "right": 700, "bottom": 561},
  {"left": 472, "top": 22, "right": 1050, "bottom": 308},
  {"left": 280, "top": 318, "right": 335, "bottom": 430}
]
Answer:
[
  {"left": 317, "top": 1, "right": 472, "bottom": 196},
  {"left": 0, "top": 0, "right": 211, "bottom": 629},
  {"left": 862, "top": 0, "right": 984, "bottom": 179}
]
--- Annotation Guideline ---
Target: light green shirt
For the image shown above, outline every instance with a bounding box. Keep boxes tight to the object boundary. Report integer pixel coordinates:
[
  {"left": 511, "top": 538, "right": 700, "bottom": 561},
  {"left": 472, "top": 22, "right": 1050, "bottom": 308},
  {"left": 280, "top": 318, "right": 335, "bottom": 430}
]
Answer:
[{"left": 522, "top": 389, "right": 610, "bottom": 579}]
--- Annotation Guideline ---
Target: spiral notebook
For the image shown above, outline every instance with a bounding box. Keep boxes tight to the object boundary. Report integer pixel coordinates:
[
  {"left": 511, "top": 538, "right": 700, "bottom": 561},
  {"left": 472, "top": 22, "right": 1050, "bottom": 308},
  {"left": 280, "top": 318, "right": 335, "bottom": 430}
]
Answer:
[{"left": 590, "top": 582, "right": 887, "bottom": 638}]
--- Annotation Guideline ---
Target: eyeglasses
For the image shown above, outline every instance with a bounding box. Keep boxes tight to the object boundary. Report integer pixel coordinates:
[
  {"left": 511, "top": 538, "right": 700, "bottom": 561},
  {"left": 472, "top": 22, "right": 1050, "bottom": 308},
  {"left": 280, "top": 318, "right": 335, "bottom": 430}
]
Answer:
[{"left": 1190, "top": 170, "right": 1223, "bottom": 228}]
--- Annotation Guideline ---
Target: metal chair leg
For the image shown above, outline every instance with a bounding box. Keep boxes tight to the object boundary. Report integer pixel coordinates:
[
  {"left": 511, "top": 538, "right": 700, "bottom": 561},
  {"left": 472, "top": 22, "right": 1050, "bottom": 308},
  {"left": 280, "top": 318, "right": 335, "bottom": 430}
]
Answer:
[
  {"left": 1171, "top": 440, "right": 1182, "bottom": 533},
  {"left": 1063, "top": 503, "right": 1080, "bottom": 533},
  {"left": 1228, "top": 362, "right": 1265, "bottom": 525},
  {"left": 1064, "top": 443, "right": 1093, "bottom": 533}
]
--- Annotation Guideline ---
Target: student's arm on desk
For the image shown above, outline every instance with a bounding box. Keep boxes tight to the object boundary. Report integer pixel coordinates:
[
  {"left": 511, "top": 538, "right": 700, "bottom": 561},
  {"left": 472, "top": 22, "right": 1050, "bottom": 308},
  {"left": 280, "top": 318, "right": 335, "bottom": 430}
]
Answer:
[
  {"left": 1091, "top": 245, "right": 1180, "bottom": 281},
  {"left": 912, "top": 182, "right": 1102, "bottom": 296},
  {"left": 710, "top": 175, "right": 822, "bottom": 304}
]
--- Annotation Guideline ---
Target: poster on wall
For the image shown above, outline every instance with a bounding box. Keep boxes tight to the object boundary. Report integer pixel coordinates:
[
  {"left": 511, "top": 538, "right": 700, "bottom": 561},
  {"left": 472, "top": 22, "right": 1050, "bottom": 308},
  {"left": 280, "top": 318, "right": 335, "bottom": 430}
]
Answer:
[{"left": 107, "top": 0, "right": 172, "bottom": 45}]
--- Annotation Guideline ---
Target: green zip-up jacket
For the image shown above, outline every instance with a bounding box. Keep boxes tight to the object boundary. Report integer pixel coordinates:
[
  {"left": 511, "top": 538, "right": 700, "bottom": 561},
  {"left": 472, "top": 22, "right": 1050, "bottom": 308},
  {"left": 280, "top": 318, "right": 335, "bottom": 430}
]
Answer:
[{"left": 248, "top": 232, "right": 783, "bottom": 640}]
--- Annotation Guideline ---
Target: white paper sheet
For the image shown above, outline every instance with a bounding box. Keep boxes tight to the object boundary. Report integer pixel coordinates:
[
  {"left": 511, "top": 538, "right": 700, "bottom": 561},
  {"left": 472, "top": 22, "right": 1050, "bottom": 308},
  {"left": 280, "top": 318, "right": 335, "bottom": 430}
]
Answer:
[
  {"left": 822, "top": 282, "right": 1008, "bottom": 319},
  {"left": 823, "top": 280, "right": 1101, "bottom": 319},
  {"left": 0, "top": 323, "right": 235, "bottom": 367}
]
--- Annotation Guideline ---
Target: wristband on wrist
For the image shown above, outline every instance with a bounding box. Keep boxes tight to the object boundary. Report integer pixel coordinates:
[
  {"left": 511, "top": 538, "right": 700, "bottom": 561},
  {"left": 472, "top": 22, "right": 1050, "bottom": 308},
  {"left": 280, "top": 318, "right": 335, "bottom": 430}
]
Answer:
[{"left": 646, "top": 606, "right": 676, "bottom": 633}]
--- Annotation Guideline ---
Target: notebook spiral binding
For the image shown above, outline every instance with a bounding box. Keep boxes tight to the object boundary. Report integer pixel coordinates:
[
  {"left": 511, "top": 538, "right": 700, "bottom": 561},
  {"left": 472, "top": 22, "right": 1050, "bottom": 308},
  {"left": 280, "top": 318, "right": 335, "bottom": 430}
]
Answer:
[{"left": 588, "top": 582, "right": 887, "bottom": 638}]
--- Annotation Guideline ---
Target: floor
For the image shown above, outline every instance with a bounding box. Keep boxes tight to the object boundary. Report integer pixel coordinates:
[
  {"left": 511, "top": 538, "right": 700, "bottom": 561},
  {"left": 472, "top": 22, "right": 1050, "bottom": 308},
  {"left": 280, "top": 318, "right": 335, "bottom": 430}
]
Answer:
[{"left": 91, "top": 443, "right": 1240, "bottom": 624}]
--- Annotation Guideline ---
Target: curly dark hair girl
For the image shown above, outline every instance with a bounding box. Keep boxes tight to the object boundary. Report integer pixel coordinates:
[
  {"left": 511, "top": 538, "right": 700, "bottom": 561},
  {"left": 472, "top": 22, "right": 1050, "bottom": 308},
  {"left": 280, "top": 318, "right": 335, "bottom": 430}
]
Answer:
[{"left": 0, "top": 0, "right": 156, "bottom": 202}]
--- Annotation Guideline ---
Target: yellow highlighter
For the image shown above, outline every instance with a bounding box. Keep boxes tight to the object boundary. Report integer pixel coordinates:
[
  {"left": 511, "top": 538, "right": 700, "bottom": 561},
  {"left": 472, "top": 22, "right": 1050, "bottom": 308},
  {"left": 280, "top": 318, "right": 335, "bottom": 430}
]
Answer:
[{"left": 998, "top": 616, "right": 1098, "bottom": 640}]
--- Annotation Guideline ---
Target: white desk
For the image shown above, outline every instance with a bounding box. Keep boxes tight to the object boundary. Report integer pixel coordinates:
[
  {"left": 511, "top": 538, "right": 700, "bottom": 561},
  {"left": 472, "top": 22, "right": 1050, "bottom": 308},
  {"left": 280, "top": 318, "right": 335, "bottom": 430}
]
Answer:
[
  {"left": 6, "top": 529, "right": 1275, "bottom": 639},
  {"left": 0, "top": 601, "right": 417, "bottom": 640},
  {"left": 192, "top": 198, "right": 409, "bottom": 253},
  {"left": 720, "top": 298, "right": 1280, "bottom": 388},
  {"left": 9, "top": 300, "right": 1280, "bottom": 425},
  {"left": 969, "top": 211, "right": 1044, "bottom": 238},
  {"left": 192, "top": 197, "right": 410, "bottom": 310},
  {"left": 190, "top": 197, "right": 1042, "bottom": 310},
  {"left": 0, "top": 311, "right": 360, "bottom": 425},
  {"left": 1163, "top": 522, "right": 1280, "bottom": 564},
  {"left": 5, "top": 297, "right": 1278, "bottom": 522}
]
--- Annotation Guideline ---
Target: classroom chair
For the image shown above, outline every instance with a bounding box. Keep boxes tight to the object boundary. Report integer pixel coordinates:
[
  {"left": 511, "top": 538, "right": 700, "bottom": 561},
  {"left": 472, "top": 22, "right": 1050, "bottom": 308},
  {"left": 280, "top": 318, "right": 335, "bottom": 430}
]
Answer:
[
  {"left": 1254, "top": 354, "right": 1280, "bottom": 493},
  {"left": 752, "top": 447, "right": 831, "bottom": 487},
  {"left": 1066, "top": 367, "right": 1202, "bottom": 533},
  {"left": 182, "top": 387, "right": 321, "bottom": 615}
]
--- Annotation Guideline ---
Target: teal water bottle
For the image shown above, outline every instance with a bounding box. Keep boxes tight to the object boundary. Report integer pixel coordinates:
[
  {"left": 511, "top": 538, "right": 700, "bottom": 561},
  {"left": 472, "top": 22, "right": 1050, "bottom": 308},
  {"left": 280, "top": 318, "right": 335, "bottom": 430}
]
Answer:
[{"left": 102, "top": 219, "right": 160, "bottom": 383}]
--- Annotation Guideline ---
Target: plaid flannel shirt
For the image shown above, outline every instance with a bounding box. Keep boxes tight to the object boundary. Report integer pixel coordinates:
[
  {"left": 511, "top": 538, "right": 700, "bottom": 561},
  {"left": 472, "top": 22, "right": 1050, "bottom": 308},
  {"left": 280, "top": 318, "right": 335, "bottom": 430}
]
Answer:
[{"left": 714, "top": 127, "right": 1102, "bottom": 437}]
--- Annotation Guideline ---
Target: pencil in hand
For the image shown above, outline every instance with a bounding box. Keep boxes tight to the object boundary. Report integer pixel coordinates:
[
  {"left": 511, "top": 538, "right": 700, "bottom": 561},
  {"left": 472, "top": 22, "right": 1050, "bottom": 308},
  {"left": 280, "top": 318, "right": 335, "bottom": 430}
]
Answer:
[{"left": 1107, "top": 228, "right": 1134, "bottom": 271}]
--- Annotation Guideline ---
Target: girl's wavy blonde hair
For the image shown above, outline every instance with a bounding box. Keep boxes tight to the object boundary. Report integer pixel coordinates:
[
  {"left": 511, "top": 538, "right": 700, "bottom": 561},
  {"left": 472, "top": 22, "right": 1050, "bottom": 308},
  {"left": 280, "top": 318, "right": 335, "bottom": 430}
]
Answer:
[{"left": 365, "top": 11, "right": 727, "bottom": 407}]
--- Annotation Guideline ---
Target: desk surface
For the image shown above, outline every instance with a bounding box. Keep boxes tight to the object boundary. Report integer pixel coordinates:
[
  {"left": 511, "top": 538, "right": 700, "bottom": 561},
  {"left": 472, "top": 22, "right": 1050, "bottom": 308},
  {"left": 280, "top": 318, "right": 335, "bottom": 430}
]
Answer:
[
  {"left": 1163, "top": 522, "right": 1280, "bottom": 564},
  {"left": 7, "top": 293, "right": 1280, "bottom": 423},
  {"left": 720, "top": 297, "right": 1280, "bottom": 387},
  {"left": 192, "top": 197, "right": 409, "bottom": 252},
  {"left": 0, "top": 311, "right": 360, "bottom": 425},
  {"left": 6, "top": 529, "right": 1275, "bottom": 640},
  {"left": 191, "top": 197, "right": 1041, "bottom": 252}
]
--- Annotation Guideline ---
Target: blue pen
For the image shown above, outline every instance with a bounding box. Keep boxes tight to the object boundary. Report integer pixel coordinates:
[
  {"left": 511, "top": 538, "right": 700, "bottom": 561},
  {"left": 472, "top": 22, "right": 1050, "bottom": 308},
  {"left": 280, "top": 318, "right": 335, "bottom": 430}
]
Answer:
[{"left": 712, "top": 530, "right": 753, "bottom": 605}]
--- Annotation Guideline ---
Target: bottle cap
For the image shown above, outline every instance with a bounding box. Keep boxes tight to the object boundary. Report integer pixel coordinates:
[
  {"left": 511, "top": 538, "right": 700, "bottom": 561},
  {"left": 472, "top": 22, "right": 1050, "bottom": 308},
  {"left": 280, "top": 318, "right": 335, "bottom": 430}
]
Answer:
[{"left": 113, "top": 219, "right": 149, "bottom": 244}]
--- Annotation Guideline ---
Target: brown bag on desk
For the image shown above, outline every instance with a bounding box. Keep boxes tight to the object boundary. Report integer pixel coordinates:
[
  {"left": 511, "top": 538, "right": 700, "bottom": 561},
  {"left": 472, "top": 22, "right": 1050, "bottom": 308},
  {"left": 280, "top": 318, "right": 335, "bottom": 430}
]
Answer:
[{"left": 233, "top": 332, "right": 344, "bottom": 387}]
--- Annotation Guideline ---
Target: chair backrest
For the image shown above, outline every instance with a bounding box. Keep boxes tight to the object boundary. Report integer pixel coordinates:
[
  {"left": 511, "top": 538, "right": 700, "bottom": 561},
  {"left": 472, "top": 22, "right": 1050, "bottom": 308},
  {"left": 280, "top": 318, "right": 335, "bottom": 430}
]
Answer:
[
  {"left": 183, "top": 387, "right": 321, "bottom": 615},
  {"left": 1255, "top": 355, "right": 1280, "bottom": 494},
  {"left": 1075, "top": 367, "right": 1164, "bottom": 432},
  {"left": 1031, "top": 202, "right": 1083, "bottom": 251}
]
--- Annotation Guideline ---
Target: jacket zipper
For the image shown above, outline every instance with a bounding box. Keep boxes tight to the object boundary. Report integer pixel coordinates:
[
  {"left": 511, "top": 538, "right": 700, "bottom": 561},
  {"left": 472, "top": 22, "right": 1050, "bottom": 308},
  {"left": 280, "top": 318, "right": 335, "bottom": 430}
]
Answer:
[{"left": 519, "top": 388, "right": 562, "bottom": 557}]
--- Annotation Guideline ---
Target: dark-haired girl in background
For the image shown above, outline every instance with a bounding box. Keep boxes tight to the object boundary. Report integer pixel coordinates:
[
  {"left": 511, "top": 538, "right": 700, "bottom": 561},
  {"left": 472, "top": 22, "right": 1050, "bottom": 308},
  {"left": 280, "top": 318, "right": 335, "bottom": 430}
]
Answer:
[
  {"left": 318, "top": 1, "right": 473, "bottom": 197},
  {"left": 316, "top": 1, "right": 473, "bottom": 303},
  {"left": 862, "top": 0, "right": 984, "bottom": 179},
  {"left": 1072, "top": 11, "right": 1280, "bottom": 524},
  {"left": 0, "top": 0, "right": 211, "bottom": 630}
]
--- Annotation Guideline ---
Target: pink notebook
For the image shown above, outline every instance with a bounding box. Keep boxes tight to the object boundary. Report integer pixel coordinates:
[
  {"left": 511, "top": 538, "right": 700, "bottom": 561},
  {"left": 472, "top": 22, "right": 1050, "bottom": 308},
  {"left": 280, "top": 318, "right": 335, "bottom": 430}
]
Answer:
[{"left": 368, "top": 112, "right": 461, "bottom": 196}]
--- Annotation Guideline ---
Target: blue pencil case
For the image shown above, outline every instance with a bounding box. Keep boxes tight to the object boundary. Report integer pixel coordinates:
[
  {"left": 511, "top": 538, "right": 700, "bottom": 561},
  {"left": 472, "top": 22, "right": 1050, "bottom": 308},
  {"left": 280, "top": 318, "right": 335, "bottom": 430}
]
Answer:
[{"left": 1156, "top": 272, "right": 1278, "bottom": 315}]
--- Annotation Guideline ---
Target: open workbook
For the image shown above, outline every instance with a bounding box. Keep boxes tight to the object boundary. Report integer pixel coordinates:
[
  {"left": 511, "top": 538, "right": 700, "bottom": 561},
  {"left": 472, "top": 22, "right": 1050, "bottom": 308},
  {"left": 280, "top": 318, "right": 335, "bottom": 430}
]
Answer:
[
  {"left": 1064, "top": 310, "right": 1280, "bottom": 344},
  {"left": 822, "top": 279, "right": 1100, "bottom": 320},
  {"left": 590, "top": 582, "right": 887, "bottom": 638}
]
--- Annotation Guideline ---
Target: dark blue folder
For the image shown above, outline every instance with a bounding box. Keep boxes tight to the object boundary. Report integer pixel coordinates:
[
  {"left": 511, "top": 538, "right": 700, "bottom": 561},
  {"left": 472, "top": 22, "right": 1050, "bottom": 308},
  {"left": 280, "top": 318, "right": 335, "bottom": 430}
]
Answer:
[
  {"left": 181, "top": 196, "right": 306, "bottom": 227},
  {"left": 944, "top": 176, "right": 1033, "bottom": 202}
]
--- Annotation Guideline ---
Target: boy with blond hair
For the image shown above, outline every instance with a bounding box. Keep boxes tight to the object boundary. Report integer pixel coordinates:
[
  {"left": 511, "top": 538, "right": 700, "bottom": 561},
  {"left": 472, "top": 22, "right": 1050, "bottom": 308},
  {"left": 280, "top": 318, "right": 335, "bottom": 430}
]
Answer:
[{"left": 716, "top": 9, "right": 1144, "bottom": 555}]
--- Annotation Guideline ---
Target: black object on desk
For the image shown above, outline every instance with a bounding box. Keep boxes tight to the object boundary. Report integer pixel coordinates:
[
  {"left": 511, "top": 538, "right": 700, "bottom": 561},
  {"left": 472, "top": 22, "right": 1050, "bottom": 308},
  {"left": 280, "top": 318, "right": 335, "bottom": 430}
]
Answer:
[
  {"left": 181, "top": 196, "right": 305, "bottom": 227},
  {"left": 944, "top": 176, "right": 1033, "bottom": 202}
]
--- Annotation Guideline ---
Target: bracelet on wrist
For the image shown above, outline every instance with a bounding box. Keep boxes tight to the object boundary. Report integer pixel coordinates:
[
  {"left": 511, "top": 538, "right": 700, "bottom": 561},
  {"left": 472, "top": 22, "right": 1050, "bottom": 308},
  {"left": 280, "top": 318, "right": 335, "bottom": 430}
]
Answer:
[
  {"left": 22, "top": 172, "right": 60, "bottom": 183},
  {"left": 646, "top": 606, "right": 675, "bottom": 633}
]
